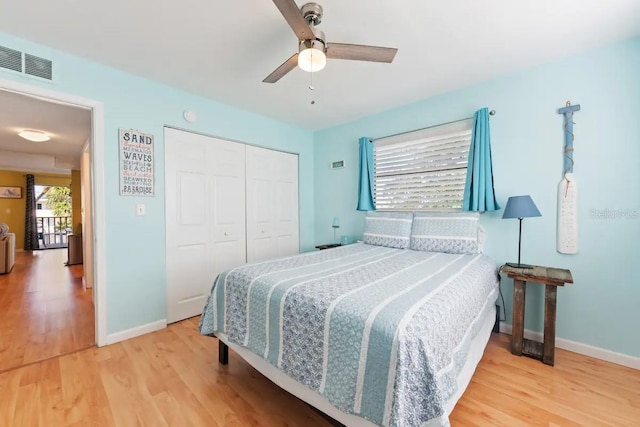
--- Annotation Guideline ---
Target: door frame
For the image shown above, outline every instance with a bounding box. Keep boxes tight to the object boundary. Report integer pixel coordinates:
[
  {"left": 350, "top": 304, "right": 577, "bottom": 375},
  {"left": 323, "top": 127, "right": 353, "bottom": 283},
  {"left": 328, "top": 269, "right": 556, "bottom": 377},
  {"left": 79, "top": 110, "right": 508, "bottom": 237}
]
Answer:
[{"left": 0, "top": 77, "right": 107, "bottom": 347}]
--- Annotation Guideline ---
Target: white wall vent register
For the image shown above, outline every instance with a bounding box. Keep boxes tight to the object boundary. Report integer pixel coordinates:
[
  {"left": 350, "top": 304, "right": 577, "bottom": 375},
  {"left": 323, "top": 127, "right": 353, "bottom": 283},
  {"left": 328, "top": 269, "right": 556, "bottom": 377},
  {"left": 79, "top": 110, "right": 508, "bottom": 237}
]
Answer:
[
  {"left": 0, "top": 44, "right": 54, "bottom": 81},
  {"left": 0, "top": 45, "right": 22, "bottom": 73}
]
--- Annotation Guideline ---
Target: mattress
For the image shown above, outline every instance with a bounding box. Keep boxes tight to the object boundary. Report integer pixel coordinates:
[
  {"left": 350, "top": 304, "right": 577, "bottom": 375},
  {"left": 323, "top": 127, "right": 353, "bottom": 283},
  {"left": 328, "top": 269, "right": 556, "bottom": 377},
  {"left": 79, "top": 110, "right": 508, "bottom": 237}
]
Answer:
[{"left": 200, "top": 243, "right": 499, "bottom": 426}]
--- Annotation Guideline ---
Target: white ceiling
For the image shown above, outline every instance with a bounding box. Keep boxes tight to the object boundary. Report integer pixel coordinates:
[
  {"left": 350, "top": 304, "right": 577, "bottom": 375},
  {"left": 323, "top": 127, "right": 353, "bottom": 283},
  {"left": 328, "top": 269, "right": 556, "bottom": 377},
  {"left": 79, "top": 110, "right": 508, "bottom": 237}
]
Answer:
[
  {"left": 0, "top": 89, "right": 91, "bottom": 172},
  {"left": 1, "top": 0, "right": 639, "bottom": 130}
]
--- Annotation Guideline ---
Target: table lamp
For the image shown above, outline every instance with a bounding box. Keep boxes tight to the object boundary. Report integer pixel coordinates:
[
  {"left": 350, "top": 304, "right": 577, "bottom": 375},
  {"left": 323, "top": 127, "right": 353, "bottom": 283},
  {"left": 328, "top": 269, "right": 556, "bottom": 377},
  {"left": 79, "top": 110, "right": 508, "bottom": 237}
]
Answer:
[{"left": 502, "top": 195, "right": 541, "bottom": 268}]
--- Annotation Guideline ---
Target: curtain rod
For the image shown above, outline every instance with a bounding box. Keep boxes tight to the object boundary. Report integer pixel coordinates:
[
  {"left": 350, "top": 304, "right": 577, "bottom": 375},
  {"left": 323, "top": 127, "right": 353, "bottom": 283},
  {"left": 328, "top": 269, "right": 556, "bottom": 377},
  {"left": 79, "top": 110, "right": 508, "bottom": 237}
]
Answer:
[
  {"left": 371, "top": 109, "right": 496, "bottom": 142},
  {"left": 21, "top": 173, "right": 72, "bottom": 177}
]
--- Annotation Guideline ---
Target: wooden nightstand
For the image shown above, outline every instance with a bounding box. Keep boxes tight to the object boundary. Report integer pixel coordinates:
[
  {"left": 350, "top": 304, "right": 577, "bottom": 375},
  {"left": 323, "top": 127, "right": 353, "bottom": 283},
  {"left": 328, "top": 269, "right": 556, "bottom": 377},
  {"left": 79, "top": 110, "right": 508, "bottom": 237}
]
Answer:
[
  {"left": 315, "top": 244, "right": 342, "bottom": 250},
  {"left": 500, "top": 264, "right": 573, "bottom": 366}
]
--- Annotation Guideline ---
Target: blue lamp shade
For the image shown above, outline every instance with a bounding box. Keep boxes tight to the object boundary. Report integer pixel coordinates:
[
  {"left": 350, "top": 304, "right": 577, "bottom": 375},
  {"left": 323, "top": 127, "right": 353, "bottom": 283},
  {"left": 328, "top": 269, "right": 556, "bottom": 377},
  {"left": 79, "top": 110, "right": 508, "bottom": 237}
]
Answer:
[
  {"left": 502, "top": 195, "right": 541, "bottom": 219},
  {"left": 502, "top": 195, "right": 541, "bottom": 268},
  {"left": 332, "top": 217, "right": 340, "bottom": 228}
]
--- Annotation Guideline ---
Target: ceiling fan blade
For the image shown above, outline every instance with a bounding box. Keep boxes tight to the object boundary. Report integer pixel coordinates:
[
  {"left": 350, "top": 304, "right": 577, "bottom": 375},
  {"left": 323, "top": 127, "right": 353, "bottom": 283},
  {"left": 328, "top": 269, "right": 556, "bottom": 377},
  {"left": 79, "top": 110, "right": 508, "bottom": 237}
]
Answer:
[
  {"left": 263, "top": 53, "right": 299, "bottom": 83},
  {"left": 326, "top": 43, "right": 398, "bottom": 63},
  {"left": 272, "top": 0, "right": 314, "bottom": 41}
]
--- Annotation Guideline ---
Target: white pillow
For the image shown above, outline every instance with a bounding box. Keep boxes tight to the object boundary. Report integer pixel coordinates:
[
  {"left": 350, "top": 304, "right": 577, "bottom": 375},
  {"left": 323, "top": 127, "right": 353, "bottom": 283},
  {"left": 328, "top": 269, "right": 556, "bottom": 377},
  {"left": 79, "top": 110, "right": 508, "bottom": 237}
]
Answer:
[
  {"left": 478, "top": 224, "right": 487, "bottom": 253},
  {"left": 363, "top": 212, "right": 413, "bottom": 249},
  {"left": 410, "top": 212, "right": 480, "bottom": 254}
]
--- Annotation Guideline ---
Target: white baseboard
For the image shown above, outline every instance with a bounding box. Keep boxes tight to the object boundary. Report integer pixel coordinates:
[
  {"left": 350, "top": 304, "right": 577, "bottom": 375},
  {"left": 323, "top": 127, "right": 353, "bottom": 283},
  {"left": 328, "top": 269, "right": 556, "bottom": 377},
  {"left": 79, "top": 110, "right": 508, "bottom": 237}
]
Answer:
[
  {"left": 106, "top": 319, "right": 167, "bottom": 345},
  {"left": 499, "top": 323, "right": 640, "bottom": 370}
]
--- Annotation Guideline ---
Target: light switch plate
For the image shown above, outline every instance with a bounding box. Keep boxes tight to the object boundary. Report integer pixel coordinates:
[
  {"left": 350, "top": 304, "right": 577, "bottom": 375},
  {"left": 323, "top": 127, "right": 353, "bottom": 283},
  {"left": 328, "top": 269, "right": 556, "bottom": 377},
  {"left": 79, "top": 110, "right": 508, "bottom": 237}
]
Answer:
[{"left": 136, "top": 204, "right": 146, "bottom": 216}]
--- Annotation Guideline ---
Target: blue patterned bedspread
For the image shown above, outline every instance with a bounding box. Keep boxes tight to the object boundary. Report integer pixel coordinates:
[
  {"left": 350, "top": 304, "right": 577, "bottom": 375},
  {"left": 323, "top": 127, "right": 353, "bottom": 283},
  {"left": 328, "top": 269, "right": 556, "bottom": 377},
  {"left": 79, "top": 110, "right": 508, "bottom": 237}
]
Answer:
[{"left": 199, "top": 243, "right": 498, "bottom": 426}]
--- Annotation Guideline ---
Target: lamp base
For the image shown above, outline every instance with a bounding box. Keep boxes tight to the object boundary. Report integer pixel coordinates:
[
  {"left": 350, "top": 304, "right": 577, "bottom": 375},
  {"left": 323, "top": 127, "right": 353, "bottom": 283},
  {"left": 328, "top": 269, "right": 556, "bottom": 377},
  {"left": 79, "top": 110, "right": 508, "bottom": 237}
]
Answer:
[{"left": 505, "top": 262, "right": 535, "bottom": 269}]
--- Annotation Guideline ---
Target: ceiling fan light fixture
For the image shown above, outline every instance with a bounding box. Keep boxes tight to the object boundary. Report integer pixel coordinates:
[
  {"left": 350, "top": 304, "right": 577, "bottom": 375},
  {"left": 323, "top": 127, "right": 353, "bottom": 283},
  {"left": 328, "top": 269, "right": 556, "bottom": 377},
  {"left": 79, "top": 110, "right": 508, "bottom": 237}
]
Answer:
[
  {"left": 263, "top": 1, "right": 397, "bottom": 83},
  {"left": 18, "top": 129, "right": 51, "bottom": 142},
  {"left": 298, "top": 40, "right": 326, "bottom": 72}
]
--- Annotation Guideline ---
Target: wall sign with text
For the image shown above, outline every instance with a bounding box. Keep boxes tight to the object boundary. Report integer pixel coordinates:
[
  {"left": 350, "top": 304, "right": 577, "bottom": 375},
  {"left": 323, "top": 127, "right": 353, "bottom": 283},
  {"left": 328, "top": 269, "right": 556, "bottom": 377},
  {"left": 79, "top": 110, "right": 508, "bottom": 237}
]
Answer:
[{"left": 119, "top": 128, "right": 155, "bottom": 196}]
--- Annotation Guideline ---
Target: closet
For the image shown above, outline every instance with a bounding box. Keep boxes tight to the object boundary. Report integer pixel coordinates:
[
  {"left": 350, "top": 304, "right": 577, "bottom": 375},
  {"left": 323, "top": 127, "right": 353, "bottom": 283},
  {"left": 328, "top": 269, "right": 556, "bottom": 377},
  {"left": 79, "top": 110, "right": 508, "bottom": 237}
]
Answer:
[
  {"left": 164, "top": 128, "right": 299, "bottom": 323},
  {"left": 245, "top": 145, "right": 299, "bottom": 262}
]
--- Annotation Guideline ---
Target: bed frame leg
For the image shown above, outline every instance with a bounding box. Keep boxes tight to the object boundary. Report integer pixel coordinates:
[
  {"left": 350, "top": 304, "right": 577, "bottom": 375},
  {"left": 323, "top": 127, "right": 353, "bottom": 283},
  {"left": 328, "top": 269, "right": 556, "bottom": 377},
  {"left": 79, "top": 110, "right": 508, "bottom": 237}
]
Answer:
[{"left": 218, "top": 340, "right": 229, "bottom": 365}]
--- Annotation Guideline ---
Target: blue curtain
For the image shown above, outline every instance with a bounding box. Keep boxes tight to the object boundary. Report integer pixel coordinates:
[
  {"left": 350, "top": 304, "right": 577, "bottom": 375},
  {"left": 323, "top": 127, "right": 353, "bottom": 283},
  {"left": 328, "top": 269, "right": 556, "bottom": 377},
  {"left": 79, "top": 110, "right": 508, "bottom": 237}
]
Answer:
[
  {"left": 357, "top": 137, "right": 375, "bottom": 211},
  {"left": 463, "top": 108, "right": 500, "bottom": 212}
]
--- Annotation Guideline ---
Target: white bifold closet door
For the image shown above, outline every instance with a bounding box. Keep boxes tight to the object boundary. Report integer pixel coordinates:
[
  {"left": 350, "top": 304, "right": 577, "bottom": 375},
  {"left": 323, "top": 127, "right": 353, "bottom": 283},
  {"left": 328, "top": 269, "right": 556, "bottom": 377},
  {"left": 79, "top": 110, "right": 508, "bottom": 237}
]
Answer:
[
  {"left": 245, "top": 145, "right": 299, "bottom": 262},
  {"left": 165, "top": 128, "right": 247, "bottom": 323}
]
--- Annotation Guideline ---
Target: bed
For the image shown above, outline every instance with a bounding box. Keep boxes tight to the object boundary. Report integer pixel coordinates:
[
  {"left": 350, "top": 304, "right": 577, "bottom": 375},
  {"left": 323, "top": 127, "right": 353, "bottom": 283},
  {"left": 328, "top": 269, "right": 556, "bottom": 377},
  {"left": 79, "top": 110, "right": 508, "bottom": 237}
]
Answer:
[{"left": 200, "top": 211, "right": 499, "bottom": 427}]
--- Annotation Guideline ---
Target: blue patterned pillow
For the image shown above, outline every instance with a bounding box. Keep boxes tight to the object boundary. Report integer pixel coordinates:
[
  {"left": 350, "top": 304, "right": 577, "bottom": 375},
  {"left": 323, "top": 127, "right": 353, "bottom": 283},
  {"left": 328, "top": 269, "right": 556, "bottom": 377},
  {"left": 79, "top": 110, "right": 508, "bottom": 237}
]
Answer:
[
  {"left": 410, "top": 212, "right": 480, "bottom": 254},
  {"left": 363, "top": 212, "right": 413, "bottom": 249}
]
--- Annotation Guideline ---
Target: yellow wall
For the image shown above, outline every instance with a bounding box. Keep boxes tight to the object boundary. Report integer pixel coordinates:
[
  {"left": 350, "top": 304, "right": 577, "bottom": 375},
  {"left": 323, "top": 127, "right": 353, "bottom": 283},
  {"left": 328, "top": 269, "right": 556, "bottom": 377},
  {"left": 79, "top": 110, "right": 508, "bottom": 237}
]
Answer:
[
  {"left": 71, "top": 170, "right": 82, "bottom": 234},
  {"left": 0, "top": 170, "right": 71, "bottom": 250},
  {"left": 35, "top": 174, "right": 72, "bottom": 187},
  {"left": 0, "top": 171, "right": 26, "bottom": 250}
]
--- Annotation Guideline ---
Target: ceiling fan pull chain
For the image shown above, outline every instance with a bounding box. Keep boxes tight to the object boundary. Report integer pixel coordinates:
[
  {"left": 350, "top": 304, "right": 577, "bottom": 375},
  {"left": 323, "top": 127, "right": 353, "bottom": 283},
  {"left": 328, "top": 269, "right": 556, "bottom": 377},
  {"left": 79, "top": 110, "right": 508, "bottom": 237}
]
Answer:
[
  {"left": 309, "top": 70, "right": 316, "bottom": 104},
  {"left": 309, "top": 67, "right": 317, "bottom": 104}
]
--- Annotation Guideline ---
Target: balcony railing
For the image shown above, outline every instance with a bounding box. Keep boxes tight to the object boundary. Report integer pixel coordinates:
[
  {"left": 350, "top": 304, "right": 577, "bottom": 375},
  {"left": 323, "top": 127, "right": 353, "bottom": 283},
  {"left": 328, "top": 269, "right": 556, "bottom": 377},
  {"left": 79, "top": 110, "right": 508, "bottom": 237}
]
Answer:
[{"left": 37, "top": 216, "right": 72, "bottom": 249}]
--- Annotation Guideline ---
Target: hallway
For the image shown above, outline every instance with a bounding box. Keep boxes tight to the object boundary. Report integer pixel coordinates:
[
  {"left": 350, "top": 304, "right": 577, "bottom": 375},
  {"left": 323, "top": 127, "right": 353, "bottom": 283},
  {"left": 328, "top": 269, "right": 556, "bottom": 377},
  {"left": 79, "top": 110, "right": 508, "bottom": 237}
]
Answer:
[{"left": 0, "top": 249, "right": 94, "bottom": 373}]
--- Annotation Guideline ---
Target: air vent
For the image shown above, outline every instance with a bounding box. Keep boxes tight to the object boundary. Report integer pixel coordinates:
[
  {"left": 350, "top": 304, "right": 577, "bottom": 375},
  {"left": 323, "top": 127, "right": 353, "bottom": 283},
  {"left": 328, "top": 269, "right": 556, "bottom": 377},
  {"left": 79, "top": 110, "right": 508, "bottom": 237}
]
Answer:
[
  {"left": 0, "top": 45, "right": 22, "bottom": 73},
  {"left": 25, "top": 53, "right": 53, "bottom": 80},
  {"left": 0, "top": 45, "right": 54, "bottom": 82}
]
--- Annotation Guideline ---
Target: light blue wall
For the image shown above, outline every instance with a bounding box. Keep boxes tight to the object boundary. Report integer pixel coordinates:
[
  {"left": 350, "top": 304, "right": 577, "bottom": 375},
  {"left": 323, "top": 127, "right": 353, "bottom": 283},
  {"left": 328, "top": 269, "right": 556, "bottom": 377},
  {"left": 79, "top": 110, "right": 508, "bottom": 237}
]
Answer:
[
  {"left": 314, "top": 37, "right": 640, "bottom": 357},
  {"left": 0, "top": 32, "right": 315, "bottom": 335}
]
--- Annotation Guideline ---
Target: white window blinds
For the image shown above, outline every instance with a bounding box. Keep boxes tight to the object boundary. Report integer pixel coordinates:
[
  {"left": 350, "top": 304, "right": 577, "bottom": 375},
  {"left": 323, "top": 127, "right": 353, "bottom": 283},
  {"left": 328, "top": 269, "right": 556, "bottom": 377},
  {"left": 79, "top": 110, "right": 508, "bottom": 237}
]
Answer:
[{"left": 374, "top": 119, "right": 472, "bottom": 211}]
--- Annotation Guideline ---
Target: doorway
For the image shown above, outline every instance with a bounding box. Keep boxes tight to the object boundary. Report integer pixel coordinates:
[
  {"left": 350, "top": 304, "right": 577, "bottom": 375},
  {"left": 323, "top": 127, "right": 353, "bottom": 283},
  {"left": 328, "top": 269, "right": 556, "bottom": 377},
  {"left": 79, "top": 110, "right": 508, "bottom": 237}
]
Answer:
[
  {"left": 35, "top": 184, "right": 74, "bottom": 249},
  {"left": 0, "top": 78, "right": 106, "bottom": 371}
]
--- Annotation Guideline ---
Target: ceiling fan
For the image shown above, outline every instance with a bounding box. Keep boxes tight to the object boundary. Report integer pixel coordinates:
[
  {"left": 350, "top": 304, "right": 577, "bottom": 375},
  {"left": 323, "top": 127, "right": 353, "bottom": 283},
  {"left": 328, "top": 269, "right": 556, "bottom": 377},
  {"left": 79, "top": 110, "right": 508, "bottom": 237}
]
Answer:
[{"left": 263, "top": 0, "right": 398, "bottom": 83}]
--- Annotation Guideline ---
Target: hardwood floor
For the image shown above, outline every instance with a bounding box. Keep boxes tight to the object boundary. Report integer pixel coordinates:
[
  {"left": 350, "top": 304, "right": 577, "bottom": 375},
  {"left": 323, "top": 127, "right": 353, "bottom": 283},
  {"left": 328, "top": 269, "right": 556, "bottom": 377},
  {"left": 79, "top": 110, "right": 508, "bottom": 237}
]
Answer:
[
  {"left": 0, "top": 317, "right": 638, "bottom": 426},
  {"left": 0, "top": 249, "right": 94, "bottom": 373},
  {"left": 452, "top": 333, "right": 640, "bottom": 426}
]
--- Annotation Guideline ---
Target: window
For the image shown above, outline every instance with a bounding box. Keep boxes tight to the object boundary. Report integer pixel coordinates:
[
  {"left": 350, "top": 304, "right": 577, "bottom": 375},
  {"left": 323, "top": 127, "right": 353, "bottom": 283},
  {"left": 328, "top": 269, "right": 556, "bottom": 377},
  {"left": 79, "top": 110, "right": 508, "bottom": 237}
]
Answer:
[{"left": 373, "top": 120, "right": 472, "bottom": 211}]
